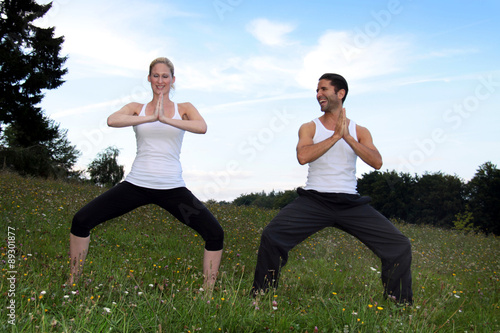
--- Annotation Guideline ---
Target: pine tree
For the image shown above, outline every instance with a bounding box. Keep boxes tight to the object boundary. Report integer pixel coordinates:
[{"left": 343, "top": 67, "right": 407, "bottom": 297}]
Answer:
[
  {"left": 0, "top": 0, "right": 67, "bottom": 145},
  {"left": 1, "top": 0, "right": 79, "bottom": 178}
]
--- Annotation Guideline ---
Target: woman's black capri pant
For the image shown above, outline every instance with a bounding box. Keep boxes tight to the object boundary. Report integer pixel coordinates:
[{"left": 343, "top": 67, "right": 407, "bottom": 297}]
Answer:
[{"left": 70, "top": 181, "right": 224, "bottom": 251}]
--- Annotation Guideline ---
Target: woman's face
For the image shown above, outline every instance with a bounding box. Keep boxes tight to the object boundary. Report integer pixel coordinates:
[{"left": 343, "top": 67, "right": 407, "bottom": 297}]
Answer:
[{"left": 148, "top": 63, "right": 175, "bottom": 96}]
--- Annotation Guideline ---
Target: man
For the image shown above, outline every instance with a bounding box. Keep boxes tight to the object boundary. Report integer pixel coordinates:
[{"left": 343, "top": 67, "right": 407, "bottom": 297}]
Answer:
[{"left": 252, "top": 73, "right": 413, "bottom": 304}]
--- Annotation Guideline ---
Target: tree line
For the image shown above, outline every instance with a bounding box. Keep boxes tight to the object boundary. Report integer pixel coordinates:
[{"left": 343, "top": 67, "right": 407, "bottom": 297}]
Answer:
[{"left": 231, "top": 162, "right": 500, "bottom": 236}]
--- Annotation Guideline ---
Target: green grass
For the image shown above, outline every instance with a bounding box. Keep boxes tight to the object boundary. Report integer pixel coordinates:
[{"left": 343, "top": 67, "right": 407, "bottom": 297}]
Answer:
[{"left": 1, "top": 171, "right": 499, "bottom": 332}]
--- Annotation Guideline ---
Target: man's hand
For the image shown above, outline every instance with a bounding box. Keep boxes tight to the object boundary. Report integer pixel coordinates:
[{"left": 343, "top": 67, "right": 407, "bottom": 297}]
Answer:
[
  {"left": 340, "top": 108, "right": 383, "bottom": 170},
  {"left": 333, "top": 108, "right": 346, "bottom": 140},
  {"left": 340, "top": 108, "right": 351, "bottom": 140}
]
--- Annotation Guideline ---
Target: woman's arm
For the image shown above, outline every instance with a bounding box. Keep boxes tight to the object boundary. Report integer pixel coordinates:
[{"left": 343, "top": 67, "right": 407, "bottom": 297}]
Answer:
[
  {"left": 159, "top": 100, "right": 207, "bottom": 134},
  {"left": 107, "top": 102, "right": 157, "bottom": 128}
]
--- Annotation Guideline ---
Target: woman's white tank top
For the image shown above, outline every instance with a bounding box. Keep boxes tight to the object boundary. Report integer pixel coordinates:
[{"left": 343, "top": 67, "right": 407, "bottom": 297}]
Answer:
[
  {"left": 125, "top": 103, "right": 185, "bottom": 189},
  {"left": 304, "top": 118, "right": 358, "bottom": 194}
]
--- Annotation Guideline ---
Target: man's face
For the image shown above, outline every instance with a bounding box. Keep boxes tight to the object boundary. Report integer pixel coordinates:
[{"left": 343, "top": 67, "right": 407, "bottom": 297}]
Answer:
[{"left": 316, "top": 79, "right": 343, "bottom": 112}]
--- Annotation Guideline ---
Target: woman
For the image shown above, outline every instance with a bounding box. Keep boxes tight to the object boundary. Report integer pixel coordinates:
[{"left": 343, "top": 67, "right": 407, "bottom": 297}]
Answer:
[{"left": 68, "top": 57, "right": 224, "bottom": 289}]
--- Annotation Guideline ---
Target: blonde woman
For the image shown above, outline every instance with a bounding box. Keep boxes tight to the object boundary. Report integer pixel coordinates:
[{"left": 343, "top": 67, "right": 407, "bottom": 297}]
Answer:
[{"left": 68, "top": 57, "right": 224, "bottom": 290}]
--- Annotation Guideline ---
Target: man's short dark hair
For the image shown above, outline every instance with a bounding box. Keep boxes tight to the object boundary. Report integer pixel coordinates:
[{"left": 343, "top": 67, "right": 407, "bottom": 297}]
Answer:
[{"left": 319, "top": 73, "right": 348, "bottom": 103}]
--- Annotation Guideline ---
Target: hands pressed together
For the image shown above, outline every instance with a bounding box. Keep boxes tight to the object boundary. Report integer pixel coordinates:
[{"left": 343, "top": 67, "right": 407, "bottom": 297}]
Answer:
[
  {"left": 333, "top": 108, "right": 350, "bottom": 141},
  {"left": 153, "top": 91, "right": 167, "bottom": 123},
  {"left": 149, "top": 91, "right": 207, "bottom": 134},
  {"left": 331, "top": 107, "right": 383, "bottom": 170}
]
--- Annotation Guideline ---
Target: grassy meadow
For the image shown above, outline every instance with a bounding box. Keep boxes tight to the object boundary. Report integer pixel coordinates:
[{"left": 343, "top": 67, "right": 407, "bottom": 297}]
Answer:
[{"left": 1, "top": 171, "right": 499, "bottom": 332}]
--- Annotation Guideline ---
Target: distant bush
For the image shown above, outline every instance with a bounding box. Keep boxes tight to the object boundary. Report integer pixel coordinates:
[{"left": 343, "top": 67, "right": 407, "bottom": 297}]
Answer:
[
  {"left": 233, "top": 189, "right": 298, "bottom": 210},
  {"left": 453, "top": 207, "right": 479, "bottom": 233}
]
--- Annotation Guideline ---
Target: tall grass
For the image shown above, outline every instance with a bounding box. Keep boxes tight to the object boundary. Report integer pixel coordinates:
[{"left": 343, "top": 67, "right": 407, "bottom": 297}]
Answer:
[{"left": 1, "top": 171, "right": 499, "bottom": 332}]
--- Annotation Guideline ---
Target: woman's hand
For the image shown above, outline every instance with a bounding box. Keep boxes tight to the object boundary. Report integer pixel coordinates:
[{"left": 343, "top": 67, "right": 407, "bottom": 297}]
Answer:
[{"left": 154, "top": 92, "right": 163, "bottom": 121}]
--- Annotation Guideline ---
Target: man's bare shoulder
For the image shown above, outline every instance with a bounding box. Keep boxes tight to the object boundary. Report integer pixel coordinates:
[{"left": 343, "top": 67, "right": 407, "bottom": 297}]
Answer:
[
  {"left": 355, "top": 123, "right": 372, "bottom": 138},
  {"left": 299, "top": 120, "right": 316, "bottom": 133}
]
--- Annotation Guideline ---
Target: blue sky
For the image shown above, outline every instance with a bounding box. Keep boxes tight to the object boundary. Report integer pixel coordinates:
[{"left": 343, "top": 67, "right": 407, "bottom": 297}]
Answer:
[{"left": 38, "top": 0, "right": 500, "bottom": 201}]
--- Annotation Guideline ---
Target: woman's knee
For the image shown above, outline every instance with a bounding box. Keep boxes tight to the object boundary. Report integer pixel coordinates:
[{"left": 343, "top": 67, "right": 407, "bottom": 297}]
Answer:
[
  {"left": 203, "top": 221, "right": 224, "bottom": 251},
  {"left": 205, "top": 227, "right": 224, "bottom": 251},
  {"left": 70, "top": 211, "right": 92, "bottom": 238}
]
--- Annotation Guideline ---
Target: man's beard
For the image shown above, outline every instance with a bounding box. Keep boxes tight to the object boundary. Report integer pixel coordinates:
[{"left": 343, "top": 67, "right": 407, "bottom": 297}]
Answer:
[{"left": 321, "top": 98, "right": 341, "bottom": 112}]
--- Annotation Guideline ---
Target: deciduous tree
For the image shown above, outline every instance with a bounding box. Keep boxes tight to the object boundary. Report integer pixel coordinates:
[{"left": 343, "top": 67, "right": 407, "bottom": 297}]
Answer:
[{"left": 88, "top": 147, "right": 125, "bottom": 187}]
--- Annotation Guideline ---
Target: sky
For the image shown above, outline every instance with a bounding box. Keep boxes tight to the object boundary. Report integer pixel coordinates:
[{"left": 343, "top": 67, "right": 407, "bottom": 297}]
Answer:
[{"left": 37, "top": 0, "right": 500, "bottom": 202}]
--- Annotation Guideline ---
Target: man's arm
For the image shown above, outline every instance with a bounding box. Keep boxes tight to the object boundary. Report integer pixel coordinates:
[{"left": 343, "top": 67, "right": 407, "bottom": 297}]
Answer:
[
  {"left": 296, "top": 109, "right": 348, "bottom": 165},
  {"left": 296, "top": 121, "right": 339, "bottom": 165},
  {"left": 343, "top": 124, "right": 383, "bottom": 170}
]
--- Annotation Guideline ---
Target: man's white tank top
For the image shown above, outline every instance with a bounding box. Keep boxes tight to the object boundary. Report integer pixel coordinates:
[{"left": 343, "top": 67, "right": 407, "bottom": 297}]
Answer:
[
  {"left": 125, "top": 103, "right": 186, "bottom": 189},
  {"left": 304, "top": 118, "right": 358, "bottom": 194}
]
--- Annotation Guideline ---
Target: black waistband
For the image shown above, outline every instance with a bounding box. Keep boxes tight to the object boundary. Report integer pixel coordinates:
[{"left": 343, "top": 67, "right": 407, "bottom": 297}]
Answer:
[{"left": 297, "top": 187, "right": 371, "bottom": 209}]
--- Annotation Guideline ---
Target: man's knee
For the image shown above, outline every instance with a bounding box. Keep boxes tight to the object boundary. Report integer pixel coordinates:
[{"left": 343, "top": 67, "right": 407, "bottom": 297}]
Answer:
[
  {"left": 260, "top": 226, "right": 273, "bottom": 244},
  {"left": 260, "top": 225, "right": 283, "bottom": 252},
  {"left": 401, "top": 236, "right": 412, "bottom": 254},
  {"left": 401, "top": 237, "right": 412, "bottom": 259},
  {"left": 389, "top": 236, "right": 412, "bottom": 263}
]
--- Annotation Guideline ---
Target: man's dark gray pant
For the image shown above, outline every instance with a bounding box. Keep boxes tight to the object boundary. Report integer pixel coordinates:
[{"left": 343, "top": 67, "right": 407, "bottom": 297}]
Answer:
[{"left": 252, "top": 188, "right": 413, "bottom": 304}]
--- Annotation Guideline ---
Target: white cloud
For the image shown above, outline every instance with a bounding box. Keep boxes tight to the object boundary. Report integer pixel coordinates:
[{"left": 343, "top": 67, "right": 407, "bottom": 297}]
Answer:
[
  {"left": 50, "top": 90, "right": 151, "bottom": 119},
  {"left": 179, "top": 28, "right": 412, "bottom": 100},
  {"left": 296, "top": 30, "right": 411, "bottom": 90},
  {"left": 37, "top": 0, "right": 190, "bottom": 78},
  {"left": 199, "top": 92, "right": 310, "bottom": 114},
  {"left": 178, "top": 54, "right": 301, "bottom": 96},
  {"left": 246, "top": 18, "right": 296, "bottom": 46},
  {"left": 62, "top": 27, "right": 161, "bottom": 77}
]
